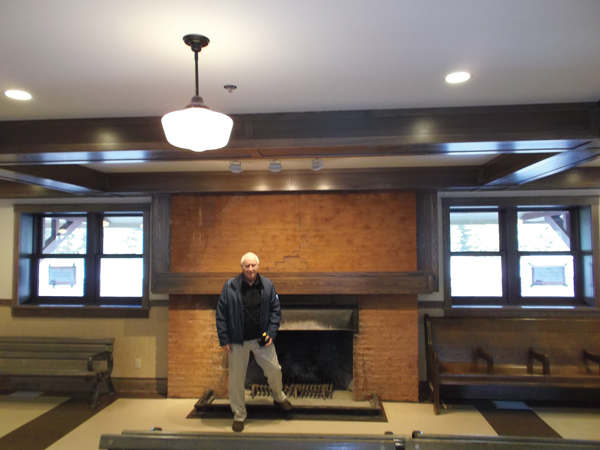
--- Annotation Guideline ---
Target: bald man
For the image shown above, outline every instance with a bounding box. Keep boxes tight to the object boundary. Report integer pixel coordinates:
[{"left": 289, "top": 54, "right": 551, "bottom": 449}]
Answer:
[{"left": 216, "top": 252, "right": 291, "bottom": 432}]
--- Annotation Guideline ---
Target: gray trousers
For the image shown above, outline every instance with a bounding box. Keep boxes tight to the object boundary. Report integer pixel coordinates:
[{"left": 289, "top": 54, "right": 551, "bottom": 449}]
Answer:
[{"left": 229, "top": 339, "right": 287, "bottom": 422}]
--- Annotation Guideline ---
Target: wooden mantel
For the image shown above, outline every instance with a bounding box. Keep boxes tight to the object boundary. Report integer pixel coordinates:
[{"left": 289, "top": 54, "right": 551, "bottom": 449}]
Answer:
[{"left": 151, "top": 192, "right": 438, "bottom": 296}]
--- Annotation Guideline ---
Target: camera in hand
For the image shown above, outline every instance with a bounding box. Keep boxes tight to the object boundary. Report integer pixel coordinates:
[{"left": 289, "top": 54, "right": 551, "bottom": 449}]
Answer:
[{"left": 258, "top": 332, "right": 268, "bottom": 347}]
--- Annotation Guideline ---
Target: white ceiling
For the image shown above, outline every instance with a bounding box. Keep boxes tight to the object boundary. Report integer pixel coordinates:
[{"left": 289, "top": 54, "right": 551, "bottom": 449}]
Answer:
[{"left": 2, "top": 0, "right": 600, "bottom": 123}]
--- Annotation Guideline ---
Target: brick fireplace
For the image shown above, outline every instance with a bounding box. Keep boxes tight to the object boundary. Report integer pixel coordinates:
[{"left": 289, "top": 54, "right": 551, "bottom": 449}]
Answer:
[{"left": 167, "top": 192, "right": 419, "bottom": 402}]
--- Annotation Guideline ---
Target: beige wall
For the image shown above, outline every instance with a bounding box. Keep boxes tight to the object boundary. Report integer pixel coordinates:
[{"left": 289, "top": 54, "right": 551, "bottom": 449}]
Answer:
[
  {"left": 0, "top": 203, "right": 14, "bottom": 299},
  {"left": 0, "top": 202, "right": 168, "bottom": 379}
]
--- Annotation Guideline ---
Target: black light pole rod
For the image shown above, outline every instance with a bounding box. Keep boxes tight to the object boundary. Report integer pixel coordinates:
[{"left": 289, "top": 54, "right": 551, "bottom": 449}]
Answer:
[{"left": 194, "top": 51, "right": 199, "bottom": 97}]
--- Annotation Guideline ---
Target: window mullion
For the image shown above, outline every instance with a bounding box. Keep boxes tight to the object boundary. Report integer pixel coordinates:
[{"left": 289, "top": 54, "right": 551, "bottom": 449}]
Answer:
[
  {"left": 504, "top": 207, "right": 520, "bottom": 305},
  {"left": 84, "top": 212, "right": 98, "bottom": 304},
  {"left": 571, "top": 206, "right": 583, "bottom": 303}
]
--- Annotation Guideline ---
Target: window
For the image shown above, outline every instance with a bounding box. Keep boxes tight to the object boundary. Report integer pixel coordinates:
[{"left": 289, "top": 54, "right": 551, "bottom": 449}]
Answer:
[
  {"left": 14, "top": 204, "right": 149, "bottom": 316},
  {"left": 444, "top": 199, "right": 598, "bottom": 309}
]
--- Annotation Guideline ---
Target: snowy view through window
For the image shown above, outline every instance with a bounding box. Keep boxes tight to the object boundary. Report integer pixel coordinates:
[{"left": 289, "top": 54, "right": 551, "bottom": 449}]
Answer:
[{"left": 450, "top": 210, "right": 574, "bottom": 299}]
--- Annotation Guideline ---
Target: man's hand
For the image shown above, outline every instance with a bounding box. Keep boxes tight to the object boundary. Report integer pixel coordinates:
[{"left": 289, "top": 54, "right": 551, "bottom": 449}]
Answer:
[
  {"left": 264, "top": 335, "right": 273, "bottom": 347},
  {"left": 222, "top": 344, "right": 232, "bottom": 353}
]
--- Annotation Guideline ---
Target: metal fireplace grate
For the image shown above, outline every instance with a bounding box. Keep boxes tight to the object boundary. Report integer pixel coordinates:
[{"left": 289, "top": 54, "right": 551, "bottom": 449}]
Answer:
[{"left": 251, "top": 377, "right": 334, "bottom": 399}]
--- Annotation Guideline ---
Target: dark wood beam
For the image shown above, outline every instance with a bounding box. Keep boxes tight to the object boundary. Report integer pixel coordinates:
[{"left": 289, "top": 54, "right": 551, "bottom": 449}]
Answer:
[
  {"left": 519, "top": 167, "right": 600, "bottom": 190},
  {"left": 0, "top": 165, "right": 108, "bottom": 194},
  {"left": 0, "top": 102, "right": 597, "bottom": 165},
  {"left": 417, "top": 191, "right": 439, "bottom": 291},
  {"left": 152, "top": 271, "right": 434, "bottom": 295},
  {"left": 479, "top": 154, "right": 557, "bottom": 185},
  {"left": 108, "top": 167, "right": 481, "bottom": 194},
  {"left": 0, "top": 180, "right": 73, "bottom": 198},
  {"left": 483, "top": 141, "right": 600, "bottom": 186}
]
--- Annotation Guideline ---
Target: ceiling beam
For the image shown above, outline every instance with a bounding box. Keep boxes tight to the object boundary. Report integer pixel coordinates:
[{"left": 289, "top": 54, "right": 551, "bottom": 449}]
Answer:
[
  {"left": 519, "top": 167, "right": 600, "bottom": 190},
  {"left": 480, "top": 153, "right": 558, "bottom": 185},
  {"left": 0, "top": 165, "right": 108, "bottom": 194},
  {"left": 107, "top": 167, "right": 481, "bottom": 194},
  {"left": 0, "top": 180, "right": 74, "bottom": 198},
  {"left": 483, "top": 140, "right": 600, "bottom": 186},
  {"left": 0, "top": 102, "right": 597, "bottom": 165}
]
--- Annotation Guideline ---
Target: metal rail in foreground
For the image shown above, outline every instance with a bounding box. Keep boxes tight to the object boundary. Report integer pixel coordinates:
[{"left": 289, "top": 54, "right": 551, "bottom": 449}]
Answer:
[{"left": 99, "top": 430, "right": 600, "bottom": 450}]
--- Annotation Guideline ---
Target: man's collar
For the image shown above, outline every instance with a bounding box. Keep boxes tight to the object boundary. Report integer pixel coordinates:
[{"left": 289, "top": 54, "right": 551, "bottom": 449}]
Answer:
[{"left": 241, "top": 273, "right": 261, "bottom": 287}]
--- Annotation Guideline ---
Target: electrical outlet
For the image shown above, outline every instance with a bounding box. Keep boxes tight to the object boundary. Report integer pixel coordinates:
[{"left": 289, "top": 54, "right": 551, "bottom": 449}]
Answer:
[{"left": 134, "top": 358, "right": 142, "bottom": 370}]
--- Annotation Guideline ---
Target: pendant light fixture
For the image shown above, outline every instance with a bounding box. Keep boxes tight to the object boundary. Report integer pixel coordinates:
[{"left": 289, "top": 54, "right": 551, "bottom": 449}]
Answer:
[{"left": 162, "top": 34, "right": 233, "bottom": 152}]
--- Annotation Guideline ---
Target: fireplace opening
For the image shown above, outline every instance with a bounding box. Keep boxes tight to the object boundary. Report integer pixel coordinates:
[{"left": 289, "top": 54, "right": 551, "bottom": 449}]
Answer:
[{"left": 245, "top": 330, "right": 354, "bottom": 398}]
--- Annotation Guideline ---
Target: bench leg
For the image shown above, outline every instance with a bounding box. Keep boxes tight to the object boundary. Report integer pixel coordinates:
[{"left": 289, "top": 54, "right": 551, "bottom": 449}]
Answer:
[
  {"left": 90, "top": 382, "right": 102, "bottom": 409},
  {"left": 433, "top": 383, "right": 440, "bottom": 415},
  {"left": 90, "top": 375, "right": 115, "bottom": 409},
  {"left": 105, "top": 376, "right": 116, "bottom": 395}
]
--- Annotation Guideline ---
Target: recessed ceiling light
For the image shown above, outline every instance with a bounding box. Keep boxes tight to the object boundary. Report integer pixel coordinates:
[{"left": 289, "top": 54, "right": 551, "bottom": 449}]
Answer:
[
  {"left": 5, "top": 89, "right": 32, "bottom": 100},
  {"left": 445, "top": 72, "right": 471, "bottom": 84}
]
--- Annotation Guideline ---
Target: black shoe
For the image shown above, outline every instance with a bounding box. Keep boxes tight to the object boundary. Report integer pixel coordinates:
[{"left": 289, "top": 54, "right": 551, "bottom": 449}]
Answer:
[
  {"left": 232, "top": 421, "right": 244, "bottom": 432},
  {"left": 273, "top": 399, "right": 292, "bottom": 411}
]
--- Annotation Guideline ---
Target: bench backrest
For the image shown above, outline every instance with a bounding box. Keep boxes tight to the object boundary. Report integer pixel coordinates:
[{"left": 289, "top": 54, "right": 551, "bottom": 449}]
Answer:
[
  {"left": 0, "top": 337, "right": 114, "bottom": 360},
  {"left": 425, "top": 316, "right": 600, "bottom": 367}
]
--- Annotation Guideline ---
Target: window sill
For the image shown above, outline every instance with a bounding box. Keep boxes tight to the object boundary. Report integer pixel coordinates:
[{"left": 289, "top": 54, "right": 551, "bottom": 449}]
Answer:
[
  {"left": 11, "top": 305, "right": 150, "bottom": 318},
  {"left": 444, "top": 306, "right": 600, "bottom": 319}
]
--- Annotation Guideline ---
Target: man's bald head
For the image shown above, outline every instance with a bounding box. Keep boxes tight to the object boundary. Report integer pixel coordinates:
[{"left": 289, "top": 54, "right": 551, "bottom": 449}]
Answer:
[
  {"left": 240, "top": 253, "right": 260, "bottom": 284},
  {"left": 241, "top": 252, "right": 259, "bottom": 266}
]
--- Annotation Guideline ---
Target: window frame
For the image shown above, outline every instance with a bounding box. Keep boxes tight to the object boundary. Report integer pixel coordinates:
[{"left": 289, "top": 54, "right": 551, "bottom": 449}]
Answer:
[
  {"left": 13, "top": 203, "right": 150, "bottom": 318},
  {"left": 443, "top": 196, "right": 600, "bottom": 312}
]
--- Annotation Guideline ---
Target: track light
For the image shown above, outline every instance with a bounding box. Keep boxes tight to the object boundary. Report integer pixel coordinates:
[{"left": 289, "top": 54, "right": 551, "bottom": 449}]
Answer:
[
  {"left": 269, "top": 160, "right": 282, "bottom": 173},
  {"left": 229, "top": 161, "right": 243, "bottom": 173}
]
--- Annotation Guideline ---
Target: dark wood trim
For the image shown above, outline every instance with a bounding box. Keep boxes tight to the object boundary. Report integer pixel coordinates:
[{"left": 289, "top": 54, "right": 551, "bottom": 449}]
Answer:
[
  {"left": 151, "top": 195, "right": 170, "bottom": 283},
  {"left": 416, "top": 191, "right": 439, "bottom": 291},
  {"left": 444, "top": 307, "right": 600, "bottom": 318},
  {"left": 12, "top": 209, "right": 23, "bottom": 308},
  {"left": 504, "top": 207, "right": 519, "bottom": 305},
  {"left": 480, "top": 154, "right": 556, "bottom": 185},
  {"left": 108, "top": 167, "right": 481, "bottom": 194},
  {"left": 418, "top": 300, "right": 444, "bottom": 309},
  {"left": 0, "top": 180, "right": 73, "bottom": 198},
  {"left": 142, "top": 210, "right": 150, "bottom": 310},
  {"left": 0, "top": 299, "right": 11, "bottom": 306},
  {"left": 149, "top": 298, "right": 169, "bottom": 307},
  {"left": 443, "top": 196, "right": 600, "bottom": 207},
  {"left": 11, "top": 305, "right": 150, "bottom": 318},
  {"left": 0, "top": 103, "right": 597, "bottom": 165},
  {"left": 14, "top": 203, "right": 150, "bottom": 213},
  {"left": 153, "top": 271, "right": 434, "bottom": 295},
  {"left": 442, "top": 202, "right": 452, "bottom": 308},
  {"left": 483, "top": 140, "right": 600, "bottom": 186},
  {"left": 0, "top": 165, "right": 108, "bottom": 194},
  {"left": 592, "top": 203, "right": 600, "bottom": 308},
  {"left": 521, "top": 167, "right": 600, "bottom": 190}
]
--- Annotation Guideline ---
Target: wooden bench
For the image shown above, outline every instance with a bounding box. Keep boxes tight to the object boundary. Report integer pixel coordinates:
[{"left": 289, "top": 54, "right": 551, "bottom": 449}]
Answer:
[
  {"left": 0, "top": 336, "right": 115, "bottom": 408},
  {"left": 424, "top": 315, "right": 600, "bottom": 414}
]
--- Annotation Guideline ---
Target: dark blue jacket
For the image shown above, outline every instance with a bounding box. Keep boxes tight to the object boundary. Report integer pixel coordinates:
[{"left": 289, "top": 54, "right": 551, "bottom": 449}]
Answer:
[{"left": 216, "top": 274, "right": 281, "bottom": 346}]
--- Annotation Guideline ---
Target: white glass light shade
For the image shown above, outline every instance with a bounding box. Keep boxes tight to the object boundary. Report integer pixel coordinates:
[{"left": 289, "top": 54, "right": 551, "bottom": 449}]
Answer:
[{"left": 162, "top": 107, "right": 233, "bottom": 152}]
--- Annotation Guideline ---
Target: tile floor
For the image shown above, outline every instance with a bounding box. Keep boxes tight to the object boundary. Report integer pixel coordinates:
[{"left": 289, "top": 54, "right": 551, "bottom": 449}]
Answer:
[{"left": 0, "top": 391, "right": 599, "bottom": 450}]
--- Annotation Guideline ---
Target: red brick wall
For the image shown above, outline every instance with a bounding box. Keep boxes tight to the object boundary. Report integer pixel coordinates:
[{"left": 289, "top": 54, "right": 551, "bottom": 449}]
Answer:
[
  {"left": 168, "top": 295, "right": 228, "bottom": 398},
  {"left": 351, "top": 296, "right": 419, "bottom": 401},
  {"left": 167, "top": 294, "right": 419, "bottom": 402},
  {"left": 170, "top": 192, "right": 417, "bottom": 273},
  {"left": 167, "top": 192, "right": 419, "bottom": 402}
]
